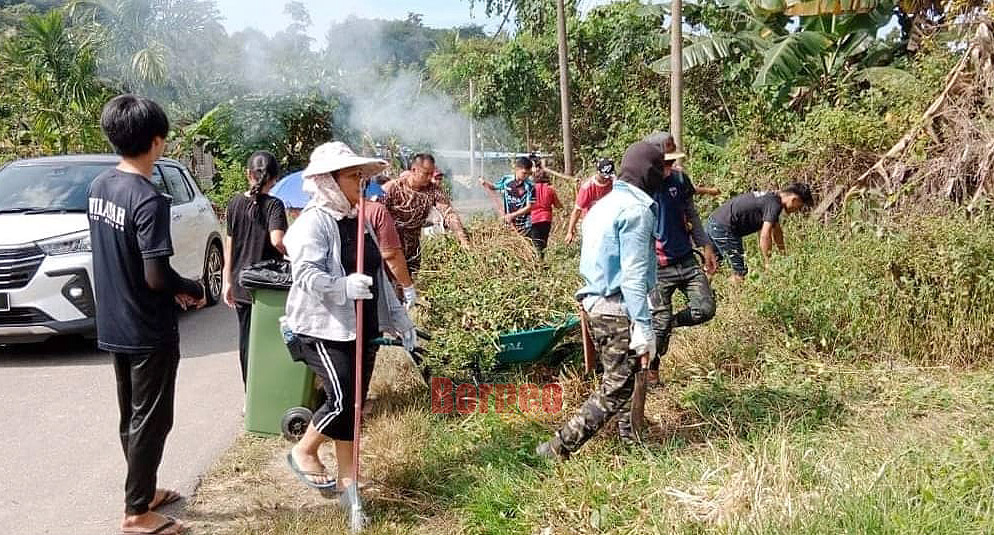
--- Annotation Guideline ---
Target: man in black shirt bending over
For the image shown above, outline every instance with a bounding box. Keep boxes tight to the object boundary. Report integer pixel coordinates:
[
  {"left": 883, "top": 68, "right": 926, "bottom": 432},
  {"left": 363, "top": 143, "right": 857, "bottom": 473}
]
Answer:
[
  {"left": 88, "top": 95, "right": 205, "bottom": 535},
  {"left": 705, "top": 183, "right": 814, "bottom": 280}
]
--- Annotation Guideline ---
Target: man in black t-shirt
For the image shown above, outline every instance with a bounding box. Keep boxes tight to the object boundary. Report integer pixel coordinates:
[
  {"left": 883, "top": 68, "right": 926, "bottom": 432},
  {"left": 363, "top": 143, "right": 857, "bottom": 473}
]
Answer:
[
  {"left": 88, "top": 95, "right": 204, "bottom": 535},
  {"left": 706, "top": 183, "right": 814, "bottom": 279}
]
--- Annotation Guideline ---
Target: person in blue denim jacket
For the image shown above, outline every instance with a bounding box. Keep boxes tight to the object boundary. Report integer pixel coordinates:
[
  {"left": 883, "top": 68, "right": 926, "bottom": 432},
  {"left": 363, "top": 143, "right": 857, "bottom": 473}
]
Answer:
[{"left": 536, "top": 141, "right": 680, "bottom": 461}]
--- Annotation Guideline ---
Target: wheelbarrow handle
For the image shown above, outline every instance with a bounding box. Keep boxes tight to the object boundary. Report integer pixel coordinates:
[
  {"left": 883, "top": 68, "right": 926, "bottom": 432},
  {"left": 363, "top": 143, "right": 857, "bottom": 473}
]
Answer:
[{"left": 369, "top": 336, "right": 432, "bottom": 384}]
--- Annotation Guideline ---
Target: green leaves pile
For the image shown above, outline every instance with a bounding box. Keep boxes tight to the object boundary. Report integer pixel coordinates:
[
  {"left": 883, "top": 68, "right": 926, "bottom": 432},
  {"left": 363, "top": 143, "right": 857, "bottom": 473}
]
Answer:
[{"left": 416, "top": 220, "right": 582, "bottom": 374}]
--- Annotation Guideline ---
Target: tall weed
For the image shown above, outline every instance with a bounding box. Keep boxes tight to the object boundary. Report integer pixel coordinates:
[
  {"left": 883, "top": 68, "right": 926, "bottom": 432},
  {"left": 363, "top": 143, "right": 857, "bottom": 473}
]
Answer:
[{"left": 749, "top": 216, "right": 994, "bottom": 364}]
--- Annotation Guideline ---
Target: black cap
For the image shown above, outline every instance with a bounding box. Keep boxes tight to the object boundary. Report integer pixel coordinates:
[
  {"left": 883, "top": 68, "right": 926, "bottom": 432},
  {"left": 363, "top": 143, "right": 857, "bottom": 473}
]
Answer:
[{"left": 597, "top": 158, "right": 615, "bottom": 176}]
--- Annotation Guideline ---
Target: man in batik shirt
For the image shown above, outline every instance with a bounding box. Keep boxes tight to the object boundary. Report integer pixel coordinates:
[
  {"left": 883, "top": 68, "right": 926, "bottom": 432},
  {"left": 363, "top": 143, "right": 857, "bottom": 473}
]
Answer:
[{"left": 382, "top": 153, "right": 470, "bottom": 274}]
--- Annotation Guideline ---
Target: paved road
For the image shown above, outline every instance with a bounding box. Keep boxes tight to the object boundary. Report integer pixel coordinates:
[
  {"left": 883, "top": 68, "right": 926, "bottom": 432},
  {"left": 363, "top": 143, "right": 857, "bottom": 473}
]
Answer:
[{"left": 0, "top": 305, "right": 244, "bottom": 535}]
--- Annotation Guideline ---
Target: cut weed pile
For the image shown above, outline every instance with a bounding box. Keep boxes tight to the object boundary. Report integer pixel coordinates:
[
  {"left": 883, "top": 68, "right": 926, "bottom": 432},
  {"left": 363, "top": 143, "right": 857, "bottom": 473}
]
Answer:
[
  {"left": 416, "top": 219, "right": 583, "bottom": 374},
  {"left": 185, "top": 213, "right": 994, "bottom": 534}
]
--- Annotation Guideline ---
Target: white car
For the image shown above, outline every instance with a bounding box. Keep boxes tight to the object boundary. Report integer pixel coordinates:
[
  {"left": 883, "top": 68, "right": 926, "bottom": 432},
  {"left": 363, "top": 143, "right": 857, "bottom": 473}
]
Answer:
[{"left": 0, "top": 155, "right": 223, "bottom": 344}]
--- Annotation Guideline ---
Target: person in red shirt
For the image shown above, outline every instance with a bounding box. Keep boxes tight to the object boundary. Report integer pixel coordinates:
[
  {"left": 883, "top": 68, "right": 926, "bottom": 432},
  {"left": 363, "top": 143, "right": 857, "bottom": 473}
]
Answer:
[
  {"left": 565, "top": 158, "right": 615, "bottom": 244},
  {"left": 530, "top": 167, "right": 563, "bottom": 254}
]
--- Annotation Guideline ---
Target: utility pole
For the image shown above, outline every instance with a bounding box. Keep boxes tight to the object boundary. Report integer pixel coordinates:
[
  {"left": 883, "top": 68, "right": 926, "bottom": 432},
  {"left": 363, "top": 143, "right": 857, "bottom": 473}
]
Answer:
[
  {"left": 556, "top": 0, "right": 574, "bottom": 176},
  {"left": 469, "top": 79, "right": 477, "bottom": 179},
  {"left": 670, "top": 0, "right": 683, "bottom": 150}
]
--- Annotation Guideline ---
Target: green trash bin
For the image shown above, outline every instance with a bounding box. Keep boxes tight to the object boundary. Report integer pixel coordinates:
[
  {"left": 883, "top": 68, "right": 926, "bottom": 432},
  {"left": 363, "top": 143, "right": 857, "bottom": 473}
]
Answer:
[{"left": 244, "top": 287, "right": 319, "bottom": 439}]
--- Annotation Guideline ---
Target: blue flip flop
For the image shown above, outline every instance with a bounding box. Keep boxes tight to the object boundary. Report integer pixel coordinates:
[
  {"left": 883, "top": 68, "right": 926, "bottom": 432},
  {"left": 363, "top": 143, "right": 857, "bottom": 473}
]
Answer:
[{"left": 286, "top": 452, "right": 337, "bottom": 490}]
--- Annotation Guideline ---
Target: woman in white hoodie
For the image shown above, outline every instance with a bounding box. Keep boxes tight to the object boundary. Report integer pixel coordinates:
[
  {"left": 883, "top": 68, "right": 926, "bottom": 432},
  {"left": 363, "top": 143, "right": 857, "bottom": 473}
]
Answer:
[{"left": 282, "top": 142, "right": 416, "bottom": 492}]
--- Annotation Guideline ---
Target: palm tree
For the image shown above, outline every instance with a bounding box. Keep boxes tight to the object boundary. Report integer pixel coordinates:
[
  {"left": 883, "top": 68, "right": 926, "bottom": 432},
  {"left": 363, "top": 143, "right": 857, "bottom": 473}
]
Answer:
[
  {"left": 1, "top": 10, "right": 109, "bottom": 153},
  {"left": 66, "top": 0, "right": 225, "bottom": 93}
]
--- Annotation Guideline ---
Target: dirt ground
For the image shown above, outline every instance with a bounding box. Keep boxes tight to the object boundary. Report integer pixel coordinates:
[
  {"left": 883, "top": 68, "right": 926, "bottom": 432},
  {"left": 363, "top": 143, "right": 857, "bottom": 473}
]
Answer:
[{"left": 183, "top": 346, "right": 434, "bottom": 534}]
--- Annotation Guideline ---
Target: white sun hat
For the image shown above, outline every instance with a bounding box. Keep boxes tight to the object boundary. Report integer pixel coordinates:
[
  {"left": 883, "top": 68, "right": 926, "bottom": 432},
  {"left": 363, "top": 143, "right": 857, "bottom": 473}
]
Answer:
[{"left": 301, "top": 141, "right": 388, "bottom": 179}]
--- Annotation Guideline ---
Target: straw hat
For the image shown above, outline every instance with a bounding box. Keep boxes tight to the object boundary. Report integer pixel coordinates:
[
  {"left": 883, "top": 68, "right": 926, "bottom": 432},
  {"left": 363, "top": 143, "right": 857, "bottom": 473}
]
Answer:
[{"left": 302, "top": 142, "right": 388, "bottom": 179}]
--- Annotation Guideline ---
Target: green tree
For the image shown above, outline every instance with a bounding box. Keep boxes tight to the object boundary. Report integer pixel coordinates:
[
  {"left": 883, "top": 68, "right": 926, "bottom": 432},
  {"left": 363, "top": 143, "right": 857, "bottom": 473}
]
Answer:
[
  {"left": 652, "top": 0, "right": 896, "bottom": 101},
  {"left": 67, "top": 0, "right": 226, "bottom": 94},
  {"left": 0, "top": 9, "right": 110, "bottom": 153}
]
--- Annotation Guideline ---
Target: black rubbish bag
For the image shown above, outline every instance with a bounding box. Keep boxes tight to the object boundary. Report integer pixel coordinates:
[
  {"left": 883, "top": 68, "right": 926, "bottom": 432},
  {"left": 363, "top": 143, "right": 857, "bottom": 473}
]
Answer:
[{"left": 240, "top": 259, "right": 292, "bottom": 290}]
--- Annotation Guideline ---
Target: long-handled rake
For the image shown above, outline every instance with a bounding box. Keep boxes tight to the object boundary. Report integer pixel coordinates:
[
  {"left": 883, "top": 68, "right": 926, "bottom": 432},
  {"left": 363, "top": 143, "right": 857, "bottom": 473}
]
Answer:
[{"left": 342, "top": 177, "right": 369, "bottom": 532}]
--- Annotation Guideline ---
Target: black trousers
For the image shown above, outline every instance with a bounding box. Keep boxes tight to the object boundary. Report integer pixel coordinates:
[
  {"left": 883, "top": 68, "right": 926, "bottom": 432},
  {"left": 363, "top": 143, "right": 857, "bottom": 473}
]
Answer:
[
  {"left": 112, "top": 345, "right": 180, "bottom": 516},
  {"left": 235, "top": 303, "right": 252, "bottom": 387},
  {"left": 289, "top": 335, "right": 377, "bottom": 441},
  {"left": 530, "top": 222, "right": 552, "bottom": 252}
]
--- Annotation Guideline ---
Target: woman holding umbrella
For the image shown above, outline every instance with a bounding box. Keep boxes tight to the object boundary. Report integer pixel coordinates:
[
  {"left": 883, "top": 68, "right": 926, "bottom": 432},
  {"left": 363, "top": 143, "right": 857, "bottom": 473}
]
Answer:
[{"left": 282, "top": 142, "right": 416, "bottom": 492}]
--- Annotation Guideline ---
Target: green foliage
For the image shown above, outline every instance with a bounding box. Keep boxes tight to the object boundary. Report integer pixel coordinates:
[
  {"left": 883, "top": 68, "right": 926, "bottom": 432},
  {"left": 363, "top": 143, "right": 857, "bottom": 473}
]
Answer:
[
  {"left": 327, "top": 13, "right": 484, "bottom": 75},
  {"left": 654, "top": 0, "right": 896, "bottom": 99},
  {"left": 468, "top": 0, "right": 575, "bottom": 35},
  {"left": 417, "top": 222, "right": 582, "bottom": 374},
  {"left": 791, "top": 105, "right": 895, "bottom": 153},
  {"left": 182, "top": 92, "right": 349, "bottom": 177},
  {"left": 749, "top": 216, "right": 994, "bottom": 363},
  {"left": 0, "top": 9, "right": 111, "bottom": 154},
  {"left": 67, "top": 0, "right": 226, "bottom": 93},
  {"left": 206, "top": 158, "right": 247, "bottom": 208}
]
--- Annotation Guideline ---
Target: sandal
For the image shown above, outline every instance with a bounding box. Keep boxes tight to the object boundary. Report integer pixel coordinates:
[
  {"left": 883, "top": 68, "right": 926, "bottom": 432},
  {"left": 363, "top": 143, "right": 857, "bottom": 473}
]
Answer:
[
  {"left": 149, "top": 489, "right": 182, "bottom": 510},
  {"left": 286, "top": 452, "right": 337, "bottom": 490},
  {"left": 120, "top": 516, "right": 187, "bottom": 535}
]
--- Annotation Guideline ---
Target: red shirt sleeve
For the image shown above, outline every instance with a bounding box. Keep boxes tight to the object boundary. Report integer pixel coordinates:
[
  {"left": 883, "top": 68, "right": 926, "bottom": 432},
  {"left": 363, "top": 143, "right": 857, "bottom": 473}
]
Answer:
[
  {"left": 575, "top": 181, "right": 593, "bottom": 210},
  {"left": 365, "top": 201, "right": 403, "bottom": 251}
]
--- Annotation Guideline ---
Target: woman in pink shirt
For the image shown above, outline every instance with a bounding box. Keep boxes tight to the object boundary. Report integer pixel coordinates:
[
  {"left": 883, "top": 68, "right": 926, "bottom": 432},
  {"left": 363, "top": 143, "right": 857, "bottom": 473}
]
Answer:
[{"left": 530, "top": 167, "right": 563, "bottom": 255}]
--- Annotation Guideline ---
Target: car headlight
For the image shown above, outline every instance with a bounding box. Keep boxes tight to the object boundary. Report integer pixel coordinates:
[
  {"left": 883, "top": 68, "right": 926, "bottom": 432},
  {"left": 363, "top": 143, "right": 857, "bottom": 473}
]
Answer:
[{"left": 37, "top": 231, "right": 91, "bottom": 255}]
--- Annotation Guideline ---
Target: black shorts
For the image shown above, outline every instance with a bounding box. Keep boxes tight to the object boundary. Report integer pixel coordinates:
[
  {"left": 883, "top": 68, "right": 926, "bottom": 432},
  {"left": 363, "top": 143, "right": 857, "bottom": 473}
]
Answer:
[{"left": 287, "top": 334, "right": 377, "bottom": 441}]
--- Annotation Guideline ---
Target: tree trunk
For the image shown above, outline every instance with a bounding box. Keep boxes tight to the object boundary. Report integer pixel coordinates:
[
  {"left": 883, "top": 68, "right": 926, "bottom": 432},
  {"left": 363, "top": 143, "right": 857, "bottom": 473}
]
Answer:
[
  {"left": 556, "top": 0, "right": 574, "bottom": 176},
  {"left": 670, "top": 0, "right": 684, "bottom": 150},
  {"left": 469, "top": 79, "right": 476, "bottom": 180}
]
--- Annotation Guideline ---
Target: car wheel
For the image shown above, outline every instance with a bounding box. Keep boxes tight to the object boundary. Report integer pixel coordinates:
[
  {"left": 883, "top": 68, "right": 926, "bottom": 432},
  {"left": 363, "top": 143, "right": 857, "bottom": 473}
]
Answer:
[{"left": 203, "top": 240, "right": 223, "bottom": 306}]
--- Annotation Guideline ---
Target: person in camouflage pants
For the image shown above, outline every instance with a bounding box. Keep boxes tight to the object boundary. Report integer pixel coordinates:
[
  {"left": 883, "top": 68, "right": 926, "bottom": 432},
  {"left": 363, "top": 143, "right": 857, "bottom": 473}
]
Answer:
[
  {"left": 545, "top": 311, "right": 638, "bottom": 456},
  {"left": 537, "top": 141, "right": 678, "bottom": 461}
]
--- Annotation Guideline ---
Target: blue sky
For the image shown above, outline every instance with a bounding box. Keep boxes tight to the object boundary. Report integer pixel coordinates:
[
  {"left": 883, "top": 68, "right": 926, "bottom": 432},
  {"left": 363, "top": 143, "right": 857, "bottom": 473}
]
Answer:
[
  {"left": 214, "top": 0, "right": 506, "bottom": 42},
  {"left": 214, "top": 0, "right": 618, "bottom": 42}
]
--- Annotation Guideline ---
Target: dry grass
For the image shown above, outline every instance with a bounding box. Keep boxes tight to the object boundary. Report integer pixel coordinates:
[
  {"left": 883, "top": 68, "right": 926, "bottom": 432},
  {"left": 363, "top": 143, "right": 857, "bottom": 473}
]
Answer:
[
  {"left": 183, "top": 336, "right": 994, "bottom": 534},
  {"left": 182, "top": 265, "right": 994, "bottom": 535}
]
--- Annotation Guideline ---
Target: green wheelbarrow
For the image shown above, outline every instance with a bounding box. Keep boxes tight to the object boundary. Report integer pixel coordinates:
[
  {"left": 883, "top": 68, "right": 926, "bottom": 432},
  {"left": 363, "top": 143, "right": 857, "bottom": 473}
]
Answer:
[{"left": 466, "top": 314, "right": 581, "bottom": 382}]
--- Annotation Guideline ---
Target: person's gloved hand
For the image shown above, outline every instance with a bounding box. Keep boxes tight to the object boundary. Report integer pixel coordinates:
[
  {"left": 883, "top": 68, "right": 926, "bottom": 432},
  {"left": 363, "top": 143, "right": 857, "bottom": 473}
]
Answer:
[
  {"left": 629, "top": 322, "right": 656, "bottom": 370},
  {"left": 401, "top": 327, "right": 418, "bottom": 353},
  {"left": 402, "top": 286, "right": 418, "bottom": 310},
  {"left": 345, "top": 273, "right": 374, "bottom": 300}
]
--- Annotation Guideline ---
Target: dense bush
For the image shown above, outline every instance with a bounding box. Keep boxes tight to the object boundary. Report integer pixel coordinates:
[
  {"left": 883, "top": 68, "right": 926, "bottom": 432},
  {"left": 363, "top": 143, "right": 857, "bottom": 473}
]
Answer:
[
  {"left": 206, "top": 159, "right": 249, "bottom": 210},
  {"left": 748, "top": 216, "right": 994, "bottom": 364}
]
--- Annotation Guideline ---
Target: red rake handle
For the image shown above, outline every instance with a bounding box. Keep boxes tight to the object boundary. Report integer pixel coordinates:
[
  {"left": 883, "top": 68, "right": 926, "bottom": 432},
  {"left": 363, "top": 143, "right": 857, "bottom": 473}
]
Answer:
[{"left": 353, "top": 179, "right": 366, "bottom": 485}]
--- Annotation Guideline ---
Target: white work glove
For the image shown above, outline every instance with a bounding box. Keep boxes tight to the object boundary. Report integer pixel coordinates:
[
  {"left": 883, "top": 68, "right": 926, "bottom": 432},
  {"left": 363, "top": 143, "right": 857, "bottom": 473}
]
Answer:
[
  {"left": 401, "top": 327, "right": 418, "bottom": 353},
  {"left": 402, "top": 286, "right": 418, "bottom": 310},
  {"left": 629, "top": 322, "right": 656, "bottom": 367},
  {"left": 345, "top": 273, "right": 374, "bottom": 300}
]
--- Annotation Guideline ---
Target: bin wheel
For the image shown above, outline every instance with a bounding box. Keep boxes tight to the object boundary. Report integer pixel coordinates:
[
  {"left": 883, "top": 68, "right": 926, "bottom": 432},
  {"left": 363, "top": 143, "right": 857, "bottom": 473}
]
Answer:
[{"left": 281, "top": 407, "right": 313, "bottom": 442}]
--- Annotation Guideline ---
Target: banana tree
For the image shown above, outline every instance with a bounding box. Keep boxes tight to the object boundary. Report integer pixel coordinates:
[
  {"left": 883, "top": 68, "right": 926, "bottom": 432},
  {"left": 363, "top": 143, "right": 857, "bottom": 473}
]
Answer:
[
  {"left": 651, "top": 0, "right": 897, "bottom": 101},
  {"left": 752, "top": 0, "right": 880, "bottom": 16}
]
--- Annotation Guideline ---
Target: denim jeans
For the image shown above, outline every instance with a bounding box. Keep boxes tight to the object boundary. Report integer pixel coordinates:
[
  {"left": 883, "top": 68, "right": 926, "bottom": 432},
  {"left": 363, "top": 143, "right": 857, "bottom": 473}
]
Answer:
[
  {"left": 648, "top": 253, "right": 716, "bottom": 371},
  {"left": 706, "top": 218, "right": 748, "bottom": 276}
]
